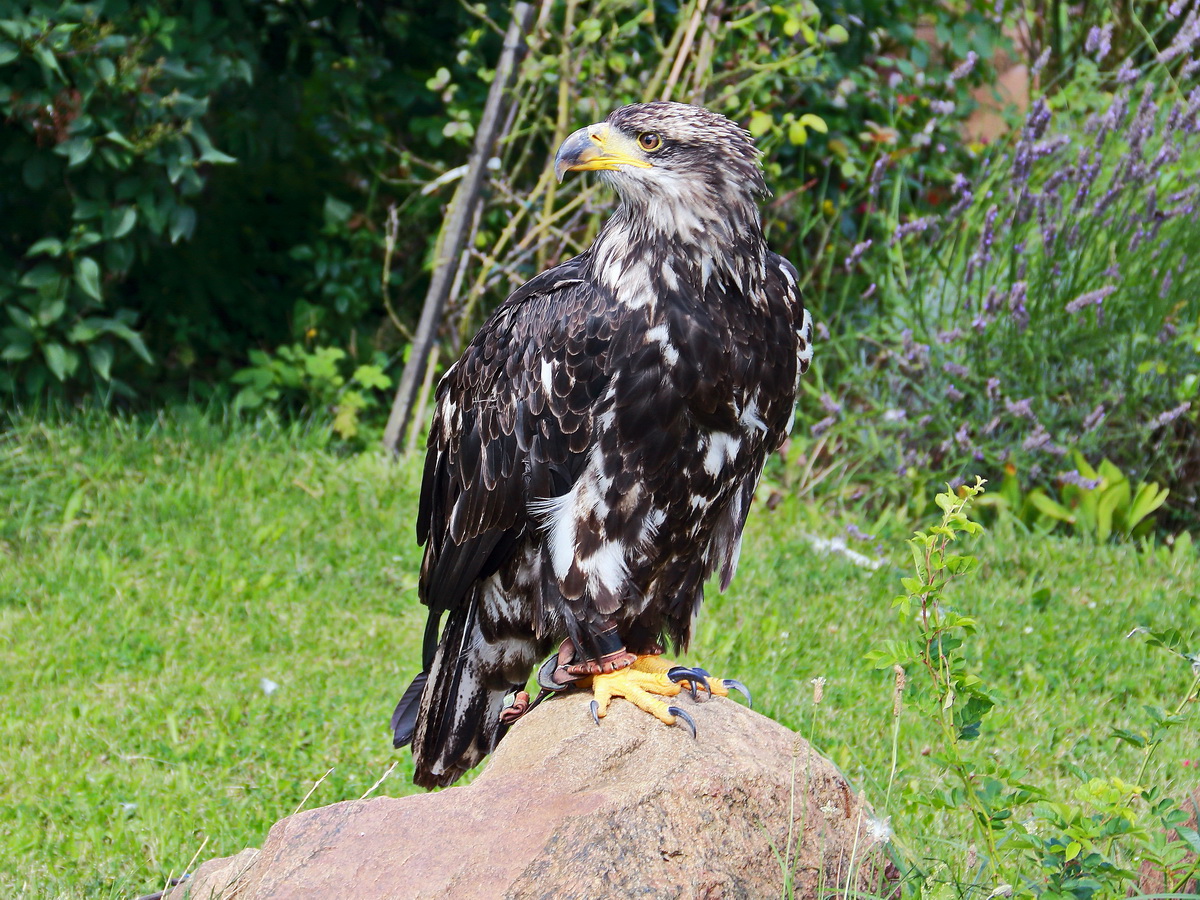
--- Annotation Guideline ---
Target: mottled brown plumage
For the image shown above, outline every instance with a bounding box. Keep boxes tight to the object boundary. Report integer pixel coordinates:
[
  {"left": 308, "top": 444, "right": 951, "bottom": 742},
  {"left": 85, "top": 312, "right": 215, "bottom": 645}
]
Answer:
[{"left": 392, "top": 101, "right": 813, "bottom": 787}]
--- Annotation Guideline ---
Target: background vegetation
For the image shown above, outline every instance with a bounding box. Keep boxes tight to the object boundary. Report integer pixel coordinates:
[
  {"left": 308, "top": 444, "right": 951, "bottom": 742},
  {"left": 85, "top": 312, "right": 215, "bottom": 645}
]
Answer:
[{"left": 2, "top": 0, "right": 1199, "bottom": 897}]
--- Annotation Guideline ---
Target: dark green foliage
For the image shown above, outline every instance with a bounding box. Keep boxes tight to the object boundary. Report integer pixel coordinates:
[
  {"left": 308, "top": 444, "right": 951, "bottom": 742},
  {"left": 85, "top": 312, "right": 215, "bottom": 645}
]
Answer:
[{"left": 0, "top": 0, "right": 486, "bottom": 401}]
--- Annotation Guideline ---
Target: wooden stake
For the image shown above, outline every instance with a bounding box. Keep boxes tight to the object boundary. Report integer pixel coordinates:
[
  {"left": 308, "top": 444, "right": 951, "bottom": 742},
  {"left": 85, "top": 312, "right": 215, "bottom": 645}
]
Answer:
[{"left": 382, "top": 1, "right": 535, "bottom": 456}]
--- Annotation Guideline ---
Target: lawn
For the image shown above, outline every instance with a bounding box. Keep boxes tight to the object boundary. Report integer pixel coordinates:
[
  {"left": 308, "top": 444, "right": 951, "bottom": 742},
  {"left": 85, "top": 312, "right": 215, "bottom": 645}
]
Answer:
[{"left": 1, "top": 412, "right": 1197, "bottom": 898}]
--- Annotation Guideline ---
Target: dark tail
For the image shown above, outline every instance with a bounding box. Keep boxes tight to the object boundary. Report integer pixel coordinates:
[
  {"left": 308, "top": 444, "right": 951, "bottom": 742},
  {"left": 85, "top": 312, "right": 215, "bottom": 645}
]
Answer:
[{"left": 392, "top": 596, "right": 539, "bottom": 788}]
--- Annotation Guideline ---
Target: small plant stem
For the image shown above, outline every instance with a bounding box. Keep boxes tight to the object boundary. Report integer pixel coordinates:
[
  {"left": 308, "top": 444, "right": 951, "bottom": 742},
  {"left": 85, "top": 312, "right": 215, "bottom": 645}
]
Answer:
[{"left": 1128, "top": 669, "right": 1200, "bottom": 803}]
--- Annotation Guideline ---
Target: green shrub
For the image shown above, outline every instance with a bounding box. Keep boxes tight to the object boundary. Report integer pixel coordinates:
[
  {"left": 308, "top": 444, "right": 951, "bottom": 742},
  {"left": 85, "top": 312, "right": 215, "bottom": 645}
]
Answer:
[
  {"left": 871, "top": 481, "right": 1200, "bottom": 897},
  {"left": 807, "top": 23, "right": 1200, "bottom": 527}
]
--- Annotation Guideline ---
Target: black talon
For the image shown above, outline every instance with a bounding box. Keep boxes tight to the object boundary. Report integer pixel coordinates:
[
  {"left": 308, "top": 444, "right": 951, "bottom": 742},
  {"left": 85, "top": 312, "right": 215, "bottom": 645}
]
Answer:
[
  {"left": 668, "top": 706, "right": 697, "bottom": 739},
  {"left": 589, "top": 699, "right": 600, "bottom": 726},
  {"left": 667, "top": 667, "right": 713, "bottom": 700},
  {"left": 723, "top": 678, "right": 753, "bottom": 708}
]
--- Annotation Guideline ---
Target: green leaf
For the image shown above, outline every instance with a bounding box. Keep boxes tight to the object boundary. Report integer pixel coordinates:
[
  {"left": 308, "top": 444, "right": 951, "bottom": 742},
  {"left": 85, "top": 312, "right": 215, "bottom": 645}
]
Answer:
[
  {"left": 1028, "top": 489, "right": 1074, "bottom": 523},
  {"left": 87, "top": 342, "right": 113, "bottom": 381},
  {"left": 2, "top": 332, "right": 33, "bottom": 361},
  {"left": 824, "top": 23, "right": 849, "bottom": 44},
  {"left": 0, "top": 39, "right": 18, "bottom": 66},
  {"left": 748, "top": 111, "right": 773, "bottom": 138},
  {"left": 1126, "top": 482, "right": 1168, "bottom": 531},
  {"left": 43, "top": 342, "right": 79, "bottom": 381},
  {"left": 75, "top": 256, "right": 102, "bottom": 301},
  {"left": 324, "top": 196, "right": 354, "bottom": 225},
  {"left": 1096, "top": 487, "right": 1121, "bottom": 542},
  {"left": 36, "top": 298, "right": 65, "bottom": 326},
  {"left": 798, "top": 113, "right": 828, "bottom": 134},
  {"left": 110, "top": 206, "right": 137, "bottom": 239},
  {"left": 351, "top": 364, "right": 391, "bottom": 391},
  {"left": 27, "top": 237, "right": 64, "bottom": 258},
  {"left": 19, "top": 263, "right": 61, "bottom": 289},
  {"left": 104, "top": 130, "right": 135, "bottom": 150},
  {"left": 58, "top": 136, "right": 93, "bottom": 168},
  {"left": 1176, "top": 825, "right": 1200, "bottom": 854},
  {"left": 169, "top": 207, "right": 196, "bottom": 243}
]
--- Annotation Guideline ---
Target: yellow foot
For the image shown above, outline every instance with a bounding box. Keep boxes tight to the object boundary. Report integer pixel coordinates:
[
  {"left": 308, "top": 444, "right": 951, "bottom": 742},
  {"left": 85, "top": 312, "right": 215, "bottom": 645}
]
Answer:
[
  {"left": 581, "top": 657, "right": 696, "bottom": 737},
  {"left": 628, "top": 655, "right": 752, "bottom": 707},
  {"left": 580, "top": 655, "right": 752, "bottom": 738}
]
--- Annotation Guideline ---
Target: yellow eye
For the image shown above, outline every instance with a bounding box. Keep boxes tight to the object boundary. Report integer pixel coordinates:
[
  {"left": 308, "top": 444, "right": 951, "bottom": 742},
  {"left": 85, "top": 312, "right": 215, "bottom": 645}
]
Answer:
[{"left": 637, "top": 132, "right": 662, "bottom": 152}]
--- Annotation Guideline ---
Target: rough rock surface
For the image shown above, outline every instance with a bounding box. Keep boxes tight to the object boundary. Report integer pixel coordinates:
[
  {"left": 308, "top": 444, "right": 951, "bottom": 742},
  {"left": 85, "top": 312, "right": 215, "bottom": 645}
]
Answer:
[{"left": 171, "top": 691, "right": 893, "bottom": 900}]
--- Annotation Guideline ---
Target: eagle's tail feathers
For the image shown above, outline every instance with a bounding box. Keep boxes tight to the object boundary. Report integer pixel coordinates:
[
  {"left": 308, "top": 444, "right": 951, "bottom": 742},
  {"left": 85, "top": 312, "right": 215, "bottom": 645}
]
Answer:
[
  {"left": 410, "top": 597, "right": 538, "bottom": 788},
  {"left": 390, "top": 670, "right": 427, "bottom": 749}
]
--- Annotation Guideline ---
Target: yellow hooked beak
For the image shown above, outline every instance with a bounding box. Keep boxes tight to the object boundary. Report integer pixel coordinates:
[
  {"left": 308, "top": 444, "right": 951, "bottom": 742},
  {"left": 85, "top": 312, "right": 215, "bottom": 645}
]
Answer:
[{"left": 553, "top": 123, "right": 654, "bottom": 183}]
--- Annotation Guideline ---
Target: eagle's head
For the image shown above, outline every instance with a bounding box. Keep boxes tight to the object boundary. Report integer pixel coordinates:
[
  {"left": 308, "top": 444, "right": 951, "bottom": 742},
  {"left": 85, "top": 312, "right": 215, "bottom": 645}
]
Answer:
[{"left": 554, "top": 101, "right": 767, "bottom": 253}]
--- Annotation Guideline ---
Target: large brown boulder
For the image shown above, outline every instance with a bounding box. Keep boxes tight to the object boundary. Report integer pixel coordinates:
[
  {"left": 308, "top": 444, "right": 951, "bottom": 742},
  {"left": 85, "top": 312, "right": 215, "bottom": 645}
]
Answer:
[{"left": 172, "top": 691, "right": 894, "bottom": 899}]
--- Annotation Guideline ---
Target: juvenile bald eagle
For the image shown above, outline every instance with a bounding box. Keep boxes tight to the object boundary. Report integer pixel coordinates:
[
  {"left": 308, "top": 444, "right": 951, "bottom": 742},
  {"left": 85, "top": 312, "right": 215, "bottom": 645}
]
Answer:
[{"left": 392, "top": 101, "right": 814, "bottom": 788}]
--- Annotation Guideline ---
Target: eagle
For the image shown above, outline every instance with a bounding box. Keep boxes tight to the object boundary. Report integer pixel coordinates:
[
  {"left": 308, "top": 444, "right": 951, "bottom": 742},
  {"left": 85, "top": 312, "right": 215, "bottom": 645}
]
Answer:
[{"left": 392, "top": 101, "right": 814, "bottom": 788}]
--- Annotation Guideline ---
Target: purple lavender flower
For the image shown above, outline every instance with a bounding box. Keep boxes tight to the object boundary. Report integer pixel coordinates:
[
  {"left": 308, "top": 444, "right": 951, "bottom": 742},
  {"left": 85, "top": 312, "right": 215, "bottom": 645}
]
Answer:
[
  {"left": 943, "top": 361, "right": 970, "bottom": 378},
  {"left": 1152, "top": 401, "right": 1192, "bottom": 428},
  {"left": 811, "top": 415, "right": 837, "bottom": 437},
  {"left": 1082, "top": 404, "right": 1106, "bottom": 432},
  {"left": 844, "top": 239, "right": 873, "bottom": 272},
  {"left": 929, "top": 99, "right": 956, "bottom": 116},
  {"left": 1005, "top": 397, "right": 1036, "bottom": 420},
  {"left": 820, "top": 393, "right": 842, "bottom": 415},
  {"left": 868, "top": 157, "right": 887, "bottom": 199},
  {"left": 1065, "top": 285, "right": 1117, "bottom": 314},
  {"left": 1058, "top": 470, "right": 1102, "bottom": 490},
  {"left": 1158, "top": 8, "right": 1200, "bottom": 64},
  {"left": 1031, "top": 47, "right": 1051, "bottom": 79},
  {"left": 937, "top": 328, "right": 963, "bottom": 344},
  {"left": 948, "top": 51, "right": 979, "bottom": 85},
  {"left": 946, "top": 384, "right": 965, "bottom": 402},
  {"left": 890, "top": 215, "right": 939, "bottom": 244},
  {"left": 954, "top": 422, "right": 972, "bottom": 449},
  {"left": 986, "top": 377, "right": 1001, "bottom": 400},
  {"left": 1023, "top": 423, "right": 1066, "bottom": 455},
  {"left": 1007, "top": 281, "right": 1029, "bottom": 331},
  {"left": 1116, "top": 60, "right": 1140, "bottom": 84},
  {"left": 1085, "top": 24, "right": 1113, "bottom": 60},
  {"left": 846, "top": 523, "right": 874, "bottom": 542}
]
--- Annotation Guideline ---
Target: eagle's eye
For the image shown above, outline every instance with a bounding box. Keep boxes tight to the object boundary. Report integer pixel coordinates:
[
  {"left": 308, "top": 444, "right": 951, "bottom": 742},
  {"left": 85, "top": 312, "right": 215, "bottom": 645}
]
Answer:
[{"left": 637, "top": 132, "right": 663, "bottom": 152}]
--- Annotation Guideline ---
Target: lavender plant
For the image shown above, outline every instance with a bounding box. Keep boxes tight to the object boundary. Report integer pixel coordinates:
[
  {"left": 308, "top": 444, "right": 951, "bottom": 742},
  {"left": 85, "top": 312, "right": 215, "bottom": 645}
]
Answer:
[{"left": 829, "top": 9, "right": 1200, "bottom": 527}]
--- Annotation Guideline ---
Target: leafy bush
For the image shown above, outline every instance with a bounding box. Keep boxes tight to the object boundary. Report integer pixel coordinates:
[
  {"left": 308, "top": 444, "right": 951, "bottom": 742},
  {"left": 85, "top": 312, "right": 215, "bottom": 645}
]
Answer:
[
  {"left": 980, "top": 454, "right": 1171, "bottom": 541},
  {"left": 808, "top": 18, "right": 1200, "bottom": 526},
  {"left": 231, "top": 343, "right": 392, "bottom": 442},
  {"left": 872, "top": 481, "right": 1200, "bottom": 897},
  {"left": 0, "top": 1, "right": 241, "bottom": 396},
  {"left": 0, "top": 0, "right": 489, "bottom": 402}
]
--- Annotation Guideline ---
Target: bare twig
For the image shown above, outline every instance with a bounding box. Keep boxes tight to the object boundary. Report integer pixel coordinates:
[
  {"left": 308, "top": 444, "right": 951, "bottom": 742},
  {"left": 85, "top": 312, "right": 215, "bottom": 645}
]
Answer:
[{"left": 382, "top": 2, "right": 536, "bottom": 455}]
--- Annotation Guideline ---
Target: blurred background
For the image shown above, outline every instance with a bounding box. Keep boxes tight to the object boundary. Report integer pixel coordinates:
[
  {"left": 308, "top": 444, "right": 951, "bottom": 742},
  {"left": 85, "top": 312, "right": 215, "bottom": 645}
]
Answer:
[{"left": 3, "top": 0, "right": 1196, "bottom": 529}]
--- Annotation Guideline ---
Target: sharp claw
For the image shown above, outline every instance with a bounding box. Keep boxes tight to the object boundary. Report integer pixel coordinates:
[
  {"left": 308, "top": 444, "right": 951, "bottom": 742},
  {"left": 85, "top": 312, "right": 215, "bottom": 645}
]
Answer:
[
  {"left": 668, "top": 706, "right": 698, "bottom": 739},
  {"left": 723, "top": 679, "right": 752, "bottom": 708},
  {"left": 590, "top": 699, "right": 600, "bottom": 726},
  {"left": 667, "top": 667, "right": 713, "bottom": 700}
]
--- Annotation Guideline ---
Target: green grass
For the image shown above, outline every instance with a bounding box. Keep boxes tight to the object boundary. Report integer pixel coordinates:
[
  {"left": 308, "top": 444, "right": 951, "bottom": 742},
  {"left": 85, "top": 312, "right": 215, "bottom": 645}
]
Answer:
[{"left": 1, "top": 411, "right": 1197, "bottom": 898}]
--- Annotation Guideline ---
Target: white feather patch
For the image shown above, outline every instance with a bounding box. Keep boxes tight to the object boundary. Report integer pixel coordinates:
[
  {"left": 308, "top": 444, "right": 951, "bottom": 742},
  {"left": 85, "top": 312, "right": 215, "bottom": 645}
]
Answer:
[
  {"left": 703, "top": 432, "right": 742, "bottom": 475},
  {"left": 528, "top": 490, "right": 576, "bottom": 581}
]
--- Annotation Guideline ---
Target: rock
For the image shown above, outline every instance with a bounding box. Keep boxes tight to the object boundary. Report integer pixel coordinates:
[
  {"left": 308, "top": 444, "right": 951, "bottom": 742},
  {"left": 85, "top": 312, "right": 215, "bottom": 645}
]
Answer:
[{"left": 172, "top": 692, "right": 894, "bottom": 900}]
